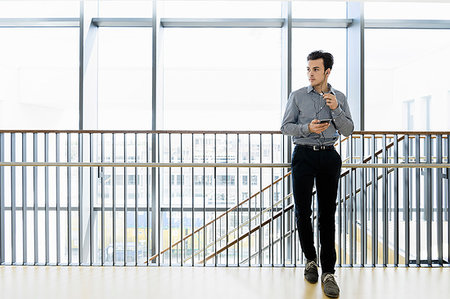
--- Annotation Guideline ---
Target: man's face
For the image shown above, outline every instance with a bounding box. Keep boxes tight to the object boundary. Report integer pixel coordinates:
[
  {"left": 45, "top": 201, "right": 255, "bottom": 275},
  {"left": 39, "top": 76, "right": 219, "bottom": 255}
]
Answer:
[{"left": 307, "top": 58, "right": 328, "bottom": 87}]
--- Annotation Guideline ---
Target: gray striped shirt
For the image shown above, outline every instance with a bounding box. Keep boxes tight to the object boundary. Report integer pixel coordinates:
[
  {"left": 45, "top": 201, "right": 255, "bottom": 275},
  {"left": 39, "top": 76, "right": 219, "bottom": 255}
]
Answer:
[{"left": 280, "top": 84, "right": 354, "bottom": 146}]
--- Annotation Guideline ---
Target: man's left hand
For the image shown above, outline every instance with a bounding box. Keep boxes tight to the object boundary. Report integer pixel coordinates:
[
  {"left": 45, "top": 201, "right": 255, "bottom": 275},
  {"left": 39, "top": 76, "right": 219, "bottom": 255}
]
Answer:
[{"left": 323, "top": 93, "right": 338, "bottom": 110}]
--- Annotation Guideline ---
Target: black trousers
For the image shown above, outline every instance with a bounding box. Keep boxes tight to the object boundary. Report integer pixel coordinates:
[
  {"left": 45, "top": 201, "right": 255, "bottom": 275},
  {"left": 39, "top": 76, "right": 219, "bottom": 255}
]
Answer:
[{"left": 291, "top": 145, "right": 342, "bottom": 274}]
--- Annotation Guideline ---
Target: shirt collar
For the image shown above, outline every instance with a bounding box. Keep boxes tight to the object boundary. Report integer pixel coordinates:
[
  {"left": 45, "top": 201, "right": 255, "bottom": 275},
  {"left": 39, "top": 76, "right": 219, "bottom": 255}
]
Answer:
[{"left": 307, "top": 83, "right": 336, "bottom": 95}]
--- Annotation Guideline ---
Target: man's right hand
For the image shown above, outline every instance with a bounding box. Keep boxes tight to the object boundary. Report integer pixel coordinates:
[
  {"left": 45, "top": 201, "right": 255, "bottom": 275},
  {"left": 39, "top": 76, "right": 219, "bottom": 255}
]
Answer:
[{"left": 308, "top": 119, "right": 330, "bottom": 134}]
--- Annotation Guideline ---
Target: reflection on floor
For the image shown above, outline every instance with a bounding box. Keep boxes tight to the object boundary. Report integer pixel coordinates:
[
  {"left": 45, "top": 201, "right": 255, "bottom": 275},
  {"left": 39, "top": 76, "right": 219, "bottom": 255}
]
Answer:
[{"left": 0, "top": 265, "right": 449, "bottom": 299}]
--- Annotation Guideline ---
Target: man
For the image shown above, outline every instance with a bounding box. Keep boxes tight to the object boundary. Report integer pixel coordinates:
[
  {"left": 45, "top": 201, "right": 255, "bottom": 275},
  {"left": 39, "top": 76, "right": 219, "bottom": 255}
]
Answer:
[{"left": 280, "top": 50, "right": 353, "bottom": 298}]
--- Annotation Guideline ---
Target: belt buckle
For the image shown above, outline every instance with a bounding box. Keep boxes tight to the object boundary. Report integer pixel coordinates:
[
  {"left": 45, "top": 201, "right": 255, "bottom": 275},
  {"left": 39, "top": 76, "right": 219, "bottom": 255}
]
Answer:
[{"left": 312, "top": 145, "right": 320, "bottom": 151}]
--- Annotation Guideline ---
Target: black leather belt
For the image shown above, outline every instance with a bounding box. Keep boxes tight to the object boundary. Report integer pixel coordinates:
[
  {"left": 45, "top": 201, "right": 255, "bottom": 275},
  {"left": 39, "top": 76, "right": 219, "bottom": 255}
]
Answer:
[{"left": 297, "top": 144, "right": 335, "bottom": 151}]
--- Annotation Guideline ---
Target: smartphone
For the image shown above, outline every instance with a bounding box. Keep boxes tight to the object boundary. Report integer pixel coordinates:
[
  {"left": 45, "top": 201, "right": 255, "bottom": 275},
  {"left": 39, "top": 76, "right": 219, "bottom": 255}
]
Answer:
[{"left": 319, "top": 119, "right": 332, "bottom": 124}]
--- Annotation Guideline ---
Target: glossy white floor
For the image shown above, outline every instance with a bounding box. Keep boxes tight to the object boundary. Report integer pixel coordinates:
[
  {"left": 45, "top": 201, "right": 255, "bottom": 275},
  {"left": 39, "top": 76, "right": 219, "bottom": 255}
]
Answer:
[{"left": 0, "top": 266, "right": 449, "bottom": 299}]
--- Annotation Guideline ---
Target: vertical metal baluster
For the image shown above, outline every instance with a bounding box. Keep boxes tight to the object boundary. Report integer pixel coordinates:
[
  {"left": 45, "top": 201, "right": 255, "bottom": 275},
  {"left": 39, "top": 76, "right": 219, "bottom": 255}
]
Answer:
[
  {"left": 11, "top": 133, "right": 17, "bottom": 264},
  {"left": 89, "top": 134, "right": 94, "bottom": 265},
  {"left": 403, "top": 135, "right": 410, "bottom": 266},
  {"left": 225, "top": 133, "right": 229, "bottom": 265},
  {"left": 425, "top": 134, "right": 432, "bottom": 266},
  {"left": 44, "top": 134, "right": 49, "bottom": 265},
  {"left": 134, "top": 134, "right": 138, "bottom": 266},
  {"left": 415, "top": 134, "right": 421, "bottom": 266},
  {"left": 394, "top": 135, "right": 399, "bottom": 266},
  {"left": 165, "top": 134, "right": 171, "bottom": 266},
  {"left": 33, "top": 133, "right": 38, "bottom": 265},
  {"left": 145, "top": 133, "right": 149, "bottom": 265},
  {"left": 112, "top": 134, "right": 116, "bottom": 266},
  {"left": 371, "top": 134, "right": 376, "bottom": 265},
  {"left": 192, "top": 133, "right": 195, "bottom": 267},
  {"left": 67, "top": 133, "right": 71, "bottom": 265},
  {"left": 354, "top": 135, "right": 358, "bottom": 264},
  {"left": 0, "top": 133, "right": 4, "bottom": 265},
  {"left": 259, "top": 134, "right": 262, "bottom": 266},
  {"left": 214, "top": 134, "right": 217, "bottom": 266},
  {"left": 101, "top": 133, "right": 105, "bottom": 266},
  {"left": 315, "top": 183, "right": 319, "bottom": 264},
  {"left": 270, "top": 134, "right": 274, "bottom": 266},
  {"left": 437, "top": 134, "right": 443, "bottom": 265},
  {"left": 180, "top": 134, "right": 184, "bottom": 266},
  {"left": 248, "top": 134, "right": 251, "bottom": 266},
  {"left": 22, "top": 133, "right": 28, "bottom": 265},
  {"left": 280, "top": 135, "right": 290, "bottom": 266},
  {"left": 168, "top": 133, "right": 172, "bottom": 266},
  {"left": 343, "top": 173, "right": 347, "bottom": 265},
  {"left": 382, "top": 134, "right": 388, "bottom": 266},
  {"left": 280, "top": 135, "right": 288, "bottom": 267},
  {"left": 447, "top": 134, "right": 450, "bottom": 265},
  {"left": 157, "top": 133, "right": 161, "bottom": 266},
  {"left": 78, "top": 133, "right": 83, "bottom": 266},
  {"left": 202, "top": 134, "right": 206, "bottom": 266},
  {"left": 360, "top": 134, "right": 366, "bottom": 266},
  {"left": 446, "top": 134, "right": 450, "bottom": 264},
  {"left": 349, "top": 135, "right": 354, "bottom": 265},
  {"left": 56, "top": 133, "right": 60, "bottom": 265},
  {"left": 237, "top": 134, "right": 240, "bottom": 266},
  {"left": 124, "top": 134, "right": 127, "bottom": 266},
  {"left": 338, "top": 135, "right": 342, "bottom": 266}
]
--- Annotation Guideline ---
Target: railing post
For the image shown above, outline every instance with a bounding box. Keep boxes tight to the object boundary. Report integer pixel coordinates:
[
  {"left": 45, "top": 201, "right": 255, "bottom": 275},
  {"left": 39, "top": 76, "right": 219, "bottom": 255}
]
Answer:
[
  {"left": 145, "top": 133, "right": 150, "bottom": 266},
  {"left": 371, "top": 134, "right": 378, "bottom": 266},
  {"left": 22, "top": 133, "right": 28, "bottom": 265},
  {"left": 89, "top": 133, "right": 94, "bottom": 265},
  {"left": 44, "top": 133, "right": 49, "bottom": 265},
  {"left": 436, "top": 134, "right": 443, "bottom": 265},
  {"left": 0, "top": 132, "right": 4, "bottom": 265},
  {"left": 66, "top": 133, "right": 72, "bottom": 265},
  {"left": 338, "top": 134, "right": 342, "bottom": 266},
  {"left": 360, "top": 133, "right": 366, "bottom": 266},
  {"left": 11, "top": 133, "right": 17, "bottom": 265},
  {"left": 393, "top": 134, "right": 399, "bottom": 266},
  {"left": 382, "top": 134, "right": 388, "bottom": 266},
  {"left": 415, "top": 134, "right": 421, "bottom": 266},
  {"left": 349, "top": 134, "right": 354, "bottom": 266},
  {"left": 447, "top": 134, "right": 450, "bottom": 264},
  {"left": 425, "top": 134, "right": 432, "bottom": 266},
  {"left": 403, "top": 134, "right": 410, "bottom": 266},
  {"left": 32, "top": 133, "right": 38, "bottom": 265},
  {"left": 56, "top": 133, "right": 61, "bottom": 265},
  {"left": 123, "top": 133, "right": 127, "bottom": 266},
  {"left": 112, "top": 133, "right": 117, "bottom": 266}
]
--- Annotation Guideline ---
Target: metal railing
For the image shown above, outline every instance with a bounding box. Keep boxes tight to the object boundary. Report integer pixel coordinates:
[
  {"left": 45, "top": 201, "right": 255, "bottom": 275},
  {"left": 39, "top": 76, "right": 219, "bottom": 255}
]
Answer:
[{"left": 0, "top": 130, "right": 448, "bottom": 267}]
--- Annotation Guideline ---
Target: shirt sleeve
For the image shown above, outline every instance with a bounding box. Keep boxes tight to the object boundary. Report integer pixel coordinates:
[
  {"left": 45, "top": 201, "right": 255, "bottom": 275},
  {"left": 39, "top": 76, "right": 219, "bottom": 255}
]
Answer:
[
  {"left": 330, "top": 94, "right": 354, "bottom": 137},
  {"left": 280, "top": 92, "right": 310, "bottom": 137}
]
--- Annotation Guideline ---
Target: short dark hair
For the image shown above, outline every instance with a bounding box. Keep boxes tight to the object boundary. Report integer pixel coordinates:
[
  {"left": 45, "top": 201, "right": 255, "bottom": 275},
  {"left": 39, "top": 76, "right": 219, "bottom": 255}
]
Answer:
[{"left": 307, "top": 50, "right": 334, "bottom": 71}]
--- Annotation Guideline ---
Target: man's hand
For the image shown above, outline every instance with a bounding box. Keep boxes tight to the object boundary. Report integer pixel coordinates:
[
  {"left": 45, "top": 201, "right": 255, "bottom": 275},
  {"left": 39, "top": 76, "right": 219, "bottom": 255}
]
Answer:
[
  {"left": 323, "top": 93, "right": 338, "bottom": 110},
  {"left": 308, "top": 119, "right": 330, "bottom": 134}
]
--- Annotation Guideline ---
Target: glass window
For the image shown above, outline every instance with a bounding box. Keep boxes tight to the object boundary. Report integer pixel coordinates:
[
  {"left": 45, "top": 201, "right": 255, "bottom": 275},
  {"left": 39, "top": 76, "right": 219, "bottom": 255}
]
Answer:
[
  {"left": 365, "top": 2, "right": 450, "bottom": 20},
  {"left": 365, "top": 29, "right": 450, "bottom": 131},
  {"left": 162, "top": 1, "right": 281, "bottom": 18},
  {"left": 292, "top": 1, "right": 347, "bottom": 19},
  {"left": 163, "top": 28, "right": 281, "bottom": 130},
  {"left": 0, "top": 0, "right": 79, "bottom": 18},
  {"left": 98, "top": 28, "right": 152, "bottom": 130},
  {"left": 0, "top": 28, "right": 79, "bottom": 129},
  {"left": 98, "top": 0, "right": 153, "bottom": 18},
  {"left": 292, "top": 28, "right": 347, "bottom": 95}
]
